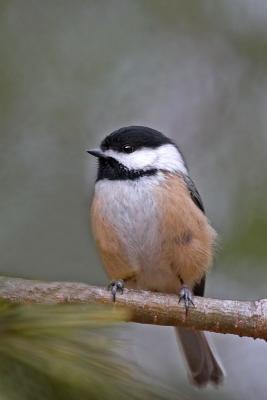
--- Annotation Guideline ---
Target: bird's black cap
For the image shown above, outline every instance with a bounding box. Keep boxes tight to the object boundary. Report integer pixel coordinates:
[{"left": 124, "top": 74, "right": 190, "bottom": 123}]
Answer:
[{"left": 100, "top": 126, "right": 174, "bottom": 152}]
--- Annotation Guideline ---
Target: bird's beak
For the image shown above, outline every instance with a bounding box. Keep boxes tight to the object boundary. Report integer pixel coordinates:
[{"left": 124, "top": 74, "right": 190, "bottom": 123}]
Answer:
[{"left": 86, "top": 148, "right": 108, "bottom": 159}]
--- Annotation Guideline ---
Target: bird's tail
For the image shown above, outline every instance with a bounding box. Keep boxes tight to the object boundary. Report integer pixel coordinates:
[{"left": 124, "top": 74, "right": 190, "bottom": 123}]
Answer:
[{"left": 175, "top": 327, "right": 224, "bottom": 386}]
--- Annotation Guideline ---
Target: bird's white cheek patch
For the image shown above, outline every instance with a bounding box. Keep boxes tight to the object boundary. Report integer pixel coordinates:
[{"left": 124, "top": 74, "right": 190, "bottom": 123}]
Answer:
[
  {"left": 103, "top": 144, "right": 188, "bottom": 174},
  {"left": 104, "top": 148, "right": 157, "bottom": 170},
  {"left": 155, "top": 144, "right": 188, "bottom": 174},
  {"left": 127, "top": 149, "right": 157, "bottom": 169}
]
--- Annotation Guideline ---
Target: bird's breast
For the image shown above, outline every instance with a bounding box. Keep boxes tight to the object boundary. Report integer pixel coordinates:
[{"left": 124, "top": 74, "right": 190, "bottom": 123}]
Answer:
[
  {"left": 91, "top": 178, "right": 163, "bottom": 271},
  {"left": 91, "top": 174, "right": 215, "bottom": 293}
]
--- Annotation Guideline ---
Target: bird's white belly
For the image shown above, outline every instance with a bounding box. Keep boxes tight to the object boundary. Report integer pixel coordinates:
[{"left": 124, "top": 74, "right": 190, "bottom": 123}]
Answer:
[{"left": 94, "top": 177, "right": 179, "bottom": 293}]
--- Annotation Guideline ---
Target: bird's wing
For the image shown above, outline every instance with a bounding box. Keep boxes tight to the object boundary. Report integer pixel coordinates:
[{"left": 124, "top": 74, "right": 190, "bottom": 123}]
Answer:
[
  {"left": 182, "top": 174, "right": 206, "bottom": 296},
  {"left": 192, "top": 275, "right": 206, "bottom": 297},
  {"left": 183, "top": 175, "right": 205, "bottom": 214}
]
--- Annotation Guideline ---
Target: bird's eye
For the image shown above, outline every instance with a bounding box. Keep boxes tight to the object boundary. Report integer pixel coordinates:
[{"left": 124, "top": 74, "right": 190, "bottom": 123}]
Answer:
[{"left": 122, "top": 144, "right": 135, "bottom": 154}]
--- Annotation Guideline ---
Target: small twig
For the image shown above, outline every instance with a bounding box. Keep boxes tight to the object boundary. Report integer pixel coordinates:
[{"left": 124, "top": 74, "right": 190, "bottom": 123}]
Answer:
[{"left": 0, "top": 276, "right": 266, "bottom": 340}]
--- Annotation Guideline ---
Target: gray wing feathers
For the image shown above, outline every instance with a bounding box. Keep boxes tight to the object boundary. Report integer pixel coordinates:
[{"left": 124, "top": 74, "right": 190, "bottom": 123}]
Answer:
[
  {"left": 182, "top": 174, "right": 205, "bottom": 214},
  {"left": 178, "top": 175, "right": 224, "bottom": 385}
]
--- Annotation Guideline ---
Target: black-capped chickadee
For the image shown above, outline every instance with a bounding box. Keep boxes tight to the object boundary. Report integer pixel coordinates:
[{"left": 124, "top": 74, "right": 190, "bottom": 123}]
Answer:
[{"left": 88, "top": 126, "right": 224, "bottom": 386}]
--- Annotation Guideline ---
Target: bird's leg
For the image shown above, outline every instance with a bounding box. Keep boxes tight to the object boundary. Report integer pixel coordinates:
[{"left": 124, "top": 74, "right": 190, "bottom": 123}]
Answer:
[
  {"left": 179, "top": 285, "right": 195, "bottom": 315},
  {"left": 107, "top": 279, "right": 124, "bottom": 302}
]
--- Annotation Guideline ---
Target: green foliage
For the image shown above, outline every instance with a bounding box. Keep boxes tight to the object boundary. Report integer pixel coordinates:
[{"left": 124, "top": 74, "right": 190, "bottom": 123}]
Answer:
[
  {"left": 224, "top": 214, "right": 267, "bottom": 262},
  {"left": 0, "top": 301, "right": 169, "bottom": 400}
]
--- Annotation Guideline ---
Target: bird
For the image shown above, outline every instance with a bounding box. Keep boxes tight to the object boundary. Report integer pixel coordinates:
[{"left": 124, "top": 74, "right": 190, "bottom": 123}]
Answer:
[{"left": 88, "top": 125, "right": 224, "bottom": 386}]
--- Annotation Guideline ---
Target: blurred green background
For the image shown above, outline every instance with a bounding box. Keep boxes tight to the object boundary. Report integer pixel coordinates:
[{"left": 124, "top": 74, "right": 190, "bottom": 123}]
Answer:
[{"left": 1, "top": 0, "right": 267, "bottom": 399}]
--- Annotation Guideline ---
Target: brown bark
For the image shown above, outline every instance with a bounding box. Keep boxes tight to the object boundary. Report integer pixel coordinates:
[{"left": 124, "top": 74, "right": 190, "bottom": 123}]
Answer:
[{"left": 0, "top": 276, "right": 266, "bottom": 340}]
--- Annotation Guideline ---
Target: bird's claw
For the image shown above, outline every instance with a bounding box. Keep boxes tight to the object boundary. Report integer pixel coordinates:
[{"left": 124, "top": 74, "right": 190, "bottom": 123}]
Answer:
[
  {"left": 179, "top": 285, "right": 194, "bottom": 314},
  {"left": 108, "top": 279, "right": 124, "bottom": 302}
]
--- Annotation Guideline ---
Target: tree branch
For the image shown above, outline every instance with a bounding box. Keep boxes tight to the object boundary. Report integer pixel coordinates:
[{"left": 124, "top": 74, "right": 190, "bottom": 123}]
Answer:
[{"left": 0, "top": 276, "right": 266, "bottom": 340}]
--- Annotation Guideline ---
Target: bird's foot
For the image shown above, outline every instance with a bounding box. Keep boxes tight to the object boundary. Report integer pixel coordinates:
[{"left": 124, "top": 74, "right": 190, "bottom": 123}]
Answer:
[
  {"left": 108, "top": 279, "right": 124, "bottom": 302},
  {"left": 179, "top": 285, "right": 194, "bottom": 314}
]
